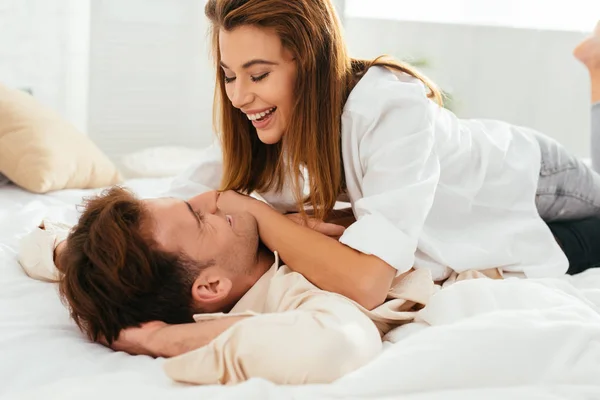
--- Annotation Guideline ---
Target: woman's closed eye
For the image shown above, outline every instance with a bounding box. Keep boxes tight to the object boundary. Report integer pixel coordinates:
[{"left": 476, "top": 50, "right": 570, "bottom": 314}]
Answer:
[
  {"left": 223, "top": 72, "right": 270, "bottom": 84},
  {"left": 250, "top": 72, "right": 270, "bottom": 82}
]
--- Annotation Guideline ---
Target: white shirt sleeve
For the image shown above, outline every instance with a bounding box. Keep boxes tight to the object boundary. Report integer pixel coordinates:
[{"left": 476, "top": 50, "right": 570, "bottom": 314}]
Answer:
[
  {"left": 339, "top": 72, "right": 441, "bottom": 275},
  {"left": 162, "top": 139, "right": 223, "bottom": 199}
]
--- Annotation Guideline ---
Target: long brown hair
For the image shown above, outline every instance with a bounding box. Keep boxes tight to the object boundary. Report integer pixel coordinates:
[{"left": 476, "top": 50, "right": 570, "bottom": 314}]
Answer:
[{"left": 205, "top": 0, "right": 442, "bottom": 219}]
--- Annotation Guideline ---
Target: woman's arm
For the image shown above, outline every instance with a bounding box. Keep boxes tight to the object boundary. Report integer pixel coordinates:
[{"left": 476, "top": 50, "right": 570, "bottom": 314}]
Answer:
[
  {"left": 219, "top": 191, "right": 395, "bottom": 309},
  {"left": 253, "top": 202, "right": 395, "bottom": 309}
]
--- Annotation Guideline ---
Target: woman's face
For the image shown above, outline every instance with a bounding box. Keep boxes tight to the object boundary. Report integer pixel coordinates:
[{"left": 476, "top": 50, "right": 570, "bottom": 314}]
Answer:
[{"left": 219, "top": 25, "right": 297, "bottom": 145}]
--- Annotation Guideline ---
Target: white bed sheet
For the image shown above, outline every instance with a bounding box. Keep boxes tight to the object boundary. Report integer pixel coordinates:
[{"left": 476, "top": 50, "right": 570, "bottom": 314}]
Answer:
[{"left": 1, "top": 179, "right": 600, "bottom": 400}]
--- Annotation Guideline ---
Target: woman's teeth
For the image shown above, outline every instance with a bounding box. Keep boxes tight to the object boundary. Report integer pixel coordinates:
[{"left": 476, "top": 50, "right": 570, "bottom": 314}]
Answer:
[{"left": 247, "top": 107, "right": 276, "bottom": 121}]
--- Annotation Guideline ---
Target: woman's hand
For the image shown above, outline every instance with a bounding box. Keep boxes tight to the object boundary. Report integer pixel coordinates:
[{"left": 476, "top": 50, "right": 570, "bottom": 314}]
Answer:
[
  {"left": 106, "top": 321, "right": 169, "bottom": 357},
  {"left": 216, "top": 190, "right": 347, "bottom": 238},
  {"left": 324, "top": 208, "right": 356, "bottom": 229},
  {"left": 285, "top": 213, "right": 346, "bottom": 238},
  {"left": 216, "top": 190, "right": 261, "bottom": 214}
]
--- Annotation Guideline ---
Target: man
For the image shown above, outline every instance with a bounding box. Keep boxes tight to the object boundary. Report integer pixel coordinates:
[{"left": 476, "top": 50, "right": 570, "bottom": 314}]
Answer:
[
  {"left": 18, "top": 187, "right": 436, "bottom": 385},
  {"left": 19, "top": 186, "right": 600, "bottom": 385}
]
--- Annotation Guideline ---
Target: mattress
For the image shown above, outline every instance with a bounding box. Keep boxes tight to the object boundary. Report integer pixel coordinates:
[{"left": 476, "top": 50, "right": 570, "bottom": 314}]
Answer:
[{"left": 1, "top": 179, "right": 600, "bottom": 400}]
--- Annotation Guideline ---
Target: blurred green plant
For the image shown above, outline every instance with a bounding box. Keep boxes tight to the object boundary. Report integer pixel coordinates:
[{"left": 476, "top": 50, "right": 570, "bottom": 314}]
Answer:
[{"left": 404, "top": 57, "right": 455, "bottom": 112}]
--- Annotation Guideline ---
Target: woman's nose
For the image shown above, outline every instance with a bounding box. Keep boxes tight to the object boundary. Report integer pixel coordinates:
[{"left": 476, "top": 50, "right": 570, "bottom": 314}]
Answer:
[
  {"left": 188, "top": 190, "right": 219, "bottom": 214},
  {"left": 230, "top": 80, "right": 253, "bottom": 109}
]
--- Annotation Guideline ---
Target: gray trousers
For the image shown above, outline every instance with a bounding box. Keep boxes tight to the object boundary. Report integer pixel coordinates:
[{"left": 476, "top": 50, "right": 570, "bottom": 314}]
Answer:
[{"left": 535, "top": 103, "right": 600, "bottom": 221}]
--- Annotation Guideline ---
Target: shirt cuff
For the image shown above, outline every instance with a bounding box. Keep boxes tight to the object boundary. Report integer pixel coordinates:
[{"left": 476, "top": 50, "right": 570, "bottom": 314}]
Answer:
[
  {"left": 339, "top": 213, "right": 416, "bottom": 275},
  {"left": 18, "top": 220, "right": 70, "bottom": 282},
  {"left": 192, "top": 311, "right": 257, "bottom": 322}
]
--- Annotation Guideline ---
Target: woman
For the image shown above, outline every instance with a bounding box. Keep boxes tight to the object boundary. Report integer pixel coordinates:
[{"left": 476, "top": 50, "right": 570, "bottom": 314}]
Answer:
[
  {"left": 49, "top": 2, "right": 600, "bottom": 310},
  {"left": 549, "top": 22, "right": 600, "bottom": 276},
  {"left": 575, "top": 21, "right": 600, "bottom": 171},
  {"left": 167, "top": 0, "right": 600, "bottom": 308}
]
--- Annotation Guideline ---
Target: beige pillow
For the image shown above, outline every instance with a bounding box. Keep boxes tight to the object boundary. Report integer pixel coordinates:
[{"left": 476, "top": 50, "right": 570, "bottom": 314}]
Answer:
[{"left": 0, "top": 84, "right": 122, "bottom": 193}]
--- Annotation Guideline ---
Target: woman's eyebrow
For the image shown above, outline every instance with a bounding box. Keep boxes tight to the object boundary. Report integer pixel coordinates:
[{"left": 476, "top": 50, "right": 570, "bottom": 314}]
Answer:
[{"left": 219, "top": 59, "right": 278, "bottom": 69}]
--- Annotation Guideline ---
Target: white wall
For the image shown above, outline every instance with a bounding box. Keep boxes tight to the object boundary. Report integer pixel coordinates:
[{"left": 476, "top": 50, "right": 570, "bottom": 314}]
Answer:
[
  {"left": 0, "top": 0, "right": 89, "bottom": 132},
  {"left": 84, "top": 8, "right": 594, "bottom": 160},
  {"left": 0, "top": 2, "right": 594, "bottom": 160},
  {"left": 344, "top": 18, "right": 593, "bottom": 157},
  {"left": 87, "top": 0, "right": 215, "bottom": 163}
]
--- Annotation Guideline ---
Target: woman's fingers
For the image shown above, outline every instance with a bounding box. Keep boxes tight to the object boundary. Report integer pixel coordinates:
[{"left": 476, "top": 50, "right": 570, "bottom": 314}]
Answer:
[
  {"left": 311, "top": 221, "right": 346, "bottom": 237},
  {"left": 286, "top": 213, "right": 345, "bottom": 237}
]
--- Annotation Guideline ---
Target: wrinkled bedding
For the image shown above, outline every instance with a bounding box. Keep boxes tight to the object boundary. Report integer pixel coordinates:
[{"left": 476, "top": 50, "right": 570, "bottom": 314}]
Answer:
[{"left": 1, "top": 179, "right": 600, "bottom": 400}]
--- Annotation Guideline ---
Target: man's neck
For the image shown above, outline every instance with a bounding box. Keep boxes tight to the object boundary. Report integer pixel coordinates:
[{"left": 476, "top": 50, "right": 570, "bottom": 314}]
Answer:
[
  {"left": 254, "top": 243, "right": 276, "bottom": 276},
  {"left": 220, "top": 246, "right": 275, "bottom": 313}
]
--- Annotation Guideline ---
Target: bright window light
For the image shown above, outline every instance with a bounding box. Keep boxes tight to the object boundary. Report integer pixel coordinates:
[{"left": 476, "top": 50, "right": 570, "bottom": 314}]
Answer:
[{"left": 345, "top": 0, "right": 600, "bottom": 32}]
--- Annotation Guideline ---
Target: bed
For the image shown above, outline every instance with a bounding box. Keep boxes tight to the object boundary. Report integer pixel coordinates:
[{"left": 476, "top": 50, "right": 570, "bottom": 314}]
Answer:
[{"left": 2, "top": 178, "right": 600, "bottom": 400}]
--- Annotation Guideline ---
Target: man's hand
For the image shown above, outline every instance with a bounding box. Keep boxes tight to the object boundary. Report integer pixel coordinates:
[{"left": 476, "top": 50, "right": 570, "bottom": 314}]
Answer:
[
  {"left": 107, "top": 321, "right": 169, "bottom": 357},
  {"left": 105, "top": 317, "right": 248, "bottom": 358},
  {"left": 54, "top": 240, "right": 67, "bottom": 272},
  {"left": 285, "top": 213, "right": 345, "bottom": 238},
  {"left": 38, "top": 222, "right": 68, "bottom": 272}
]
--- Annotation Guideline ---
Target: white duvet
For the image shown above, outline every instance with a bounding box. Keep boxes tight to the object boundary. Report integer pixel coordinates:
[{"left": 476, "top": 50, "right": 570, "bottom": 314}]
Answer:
[{"left": 1, "top": 179, "right": 600, "bottom": 400}]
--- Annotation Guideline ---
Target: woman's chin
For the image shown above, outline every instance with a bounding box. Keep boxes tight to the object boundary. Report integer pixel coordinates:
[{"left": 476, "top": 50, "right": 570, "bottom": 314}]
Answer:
[{"left": 257, "top": 129, "right": 284, "bottom": 145}]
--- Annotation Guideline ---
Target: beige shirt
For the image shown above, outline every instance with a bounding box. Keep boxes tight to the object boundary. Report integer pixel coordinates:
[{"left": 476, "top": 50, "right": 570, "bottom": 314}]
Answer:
[{"left": 163, "top": 253, "right": 439, "bottom": 385}]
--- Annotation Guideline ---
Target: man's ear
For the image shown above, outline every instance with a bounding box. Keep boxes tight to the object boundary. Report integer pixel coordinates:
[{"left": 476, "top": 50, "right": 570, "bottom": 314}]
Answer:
[{"left": 191, "top": 269, "right": 233, "bottom": 307}]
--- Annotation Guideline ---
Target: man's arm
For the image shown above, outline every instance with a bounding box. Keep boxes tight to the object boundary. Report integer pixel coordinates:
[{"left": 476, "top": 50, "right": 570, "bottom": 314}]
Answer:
[
  {"left": 112, "top": 304, "right": 381, "bottom": 385},
  {"left": 161, "top": 300, "right": 382, "bottom": 385},
  {"left": 54, "top": 240, "right": 67, "bottom": 272},
  {"left": 109, "top": 316, "right": 248, "bottom": 358},
  {"left": 112, "top": 263, "right": 382, "bottom": 385}
]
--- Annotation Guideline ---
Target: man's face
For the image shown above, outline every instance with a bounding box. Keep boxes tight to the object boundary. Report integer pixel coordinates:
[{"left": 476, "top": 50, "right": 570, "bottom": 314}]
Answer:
[{"left": 144, "top": 191, "right": 260, "bottom": 274}]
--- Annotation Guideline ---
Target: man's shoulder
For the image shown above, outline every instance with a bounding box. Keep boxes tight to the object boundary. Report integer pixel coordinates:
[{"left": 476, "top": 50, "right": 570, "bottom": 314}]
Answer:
[
  {"left": 266, "top": 265, "right": 361, "bottom": 312},
  {"left": 270, "top": 265, "right": 317, "bottom": 291},
  {"left": 268, "top": 266, "right": 330, "bottom": 300}
]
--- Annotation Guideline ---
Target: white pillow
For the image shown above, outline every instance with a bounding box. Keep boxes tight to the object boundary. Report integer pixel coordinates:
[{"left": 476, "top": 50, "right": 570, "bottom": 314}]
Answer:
[{"left": 120, "top": 146, "right": 204, "bottom": 178}]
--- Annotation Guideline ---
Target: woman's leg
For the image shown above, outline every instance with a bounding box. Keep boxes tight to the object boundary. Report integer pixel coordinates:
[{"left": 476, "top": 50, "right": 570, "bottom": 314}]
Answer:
[
  {"left": 548, "top": 217, "right": 600, "bottom": 275},
  {"left": 574, "top": 21, "right": 600, "bottom": 170},
  {"left": 535, "top": 23, "right": 600, "bottom": 221},
  {"left": 535, "top": 132, "right": 600, "bottom": 221},
  {"left": 539, "top": 25, "right": 600, "bottom": 275}
]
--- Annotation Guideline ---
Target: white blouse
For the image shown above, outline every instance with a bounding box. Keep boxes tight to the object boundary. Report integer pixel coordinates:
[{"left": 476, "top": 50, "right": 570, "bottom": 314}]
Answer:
[{"left": 166, "top": 66, "right": 568, "bottom": 281}]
